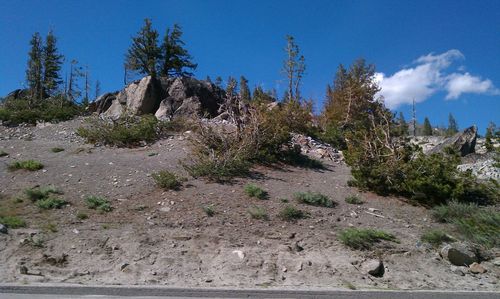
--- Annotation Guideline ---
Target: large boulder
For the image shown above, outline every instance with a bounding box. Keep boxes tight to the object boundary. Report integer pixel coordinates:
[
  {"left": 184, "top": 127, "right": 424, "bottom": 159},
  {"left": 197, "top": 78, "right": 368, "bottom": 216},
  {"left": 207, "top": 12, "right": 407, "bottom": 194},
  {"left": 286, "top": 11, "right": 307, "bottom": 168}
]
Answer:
[
  {"left": 440, "top": 243, "right": 478, "bottom": 266},
  {"left": 119, "top": 76, "right": 163, "bottom": 115},
  {"left": 428, "top": 126, "right": 477, "bottom": 157},
  {"left": 95, "top": 76, "right": 224, "bottom": 121},
  {"left": 88, "top": 92, "right": 118, "bottom": 114},
  {"left": 155, "top": 77, "right": 224, "bottom": 120}
]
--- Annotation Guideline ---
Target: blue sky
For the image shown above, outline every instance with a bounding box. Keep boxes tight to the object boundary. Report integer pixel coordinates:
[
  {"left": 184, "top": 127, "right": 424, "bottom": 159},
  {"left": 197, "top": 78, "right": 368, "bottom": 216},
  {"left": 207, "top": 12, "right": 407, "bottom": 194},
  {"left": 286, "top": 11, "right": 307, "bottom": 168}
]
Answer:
[{"left": 0, "top": 0, "right": 498, "bottom": 133}]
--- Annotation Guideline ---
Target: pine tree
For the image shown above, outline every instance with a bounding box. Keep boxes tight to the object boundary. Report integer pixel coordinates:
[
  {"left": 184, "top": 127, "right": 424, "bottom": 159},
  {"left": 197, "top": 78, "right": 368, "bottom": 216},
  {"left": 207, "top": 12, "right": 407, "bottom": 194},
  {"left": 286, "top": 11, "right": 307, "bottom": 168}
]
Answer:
[
  {"left": 160, "top": 24, "right": 197, "bottom": 77},
  {"left": 214, "top": 76, "right": 223, "bottom": 88},
  {"left": 446, "top": 113, "right": 459, "bottom": 136},
  {"left": 322, "top": 60, "right": 380, "bottom": 130},
  {"left": 26, "top": 32, "right": 44, "bottom": 104},
  {"left": 395, "top": 111, "right": 409, "bottom": 136},
  {"left": 125, "top": 18, "right": 161, "bottom": 78},
  {"left": 67, "top": 59, "right": 84, "bottom": 103},
  {"left": 282, "top": 35, "right": 305, "bottom": 103},
  {"left": 225, "top": 76, "right": 238, "bottom": 98},
  {"left": 252, "top": 86, "right": 274, "bottom": 103},
  {"left": 95, "top": 80, "right": 101, "bottom": 99},
  {"left": 423, "top": 117, "right": 433, "bottom": 136},
  {"left": 239, "top": 76, "right": 250, "bottom": 102},
  {"left": 484, "top": 122, "right": 497, "bottom": 152},
  {"left": 42, "top": 30, "right": 63, "bottom": 97}
]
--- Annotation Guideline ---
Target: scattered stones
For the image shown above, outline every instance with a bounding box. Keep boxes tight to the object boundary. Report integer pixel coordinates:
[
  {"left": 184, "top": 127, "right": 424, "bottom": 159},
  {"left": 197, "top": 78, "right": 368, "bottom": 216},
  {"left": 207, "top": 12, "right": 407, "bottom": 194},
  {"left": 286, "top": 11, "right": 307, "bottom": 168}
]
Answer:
[
  {"left": 450, "top": 265, "right": 468, "bottom": 276},
  {"left": 0, "top": 224, "right": 7, "bottom": 234},
  {"left": 362, "top": 259, "right": 384, "bottom": 277},
  {"left": 469, "top": 262, "right": 487, "bottom": 274},
  {"left": 290, "top": 133, "right": 343, "bottom": 162},
  {"left": 120, "top": 263, "right": 130, "bottom": 271},
  {"left": 440, "top": 243, "right": 478, "bottom": 266},
  {"left": 232, "top": 250, "right": 245, "bottom": 260}
]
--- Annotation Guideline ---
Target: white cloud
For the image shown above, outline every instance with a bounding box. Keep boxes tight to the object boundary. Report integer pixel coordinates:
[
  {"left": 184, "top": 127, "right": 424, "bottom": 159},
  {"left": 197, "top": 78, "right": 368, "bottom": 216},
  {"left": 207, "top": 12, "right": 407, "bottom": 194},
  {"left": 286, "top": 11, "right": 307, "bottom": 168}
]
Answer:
[
  {"left": 445, "top": 73, "right": 499, "bottom": 99},
  {"left": 375, "top": 50, "right": 499, "bottom": 109}
]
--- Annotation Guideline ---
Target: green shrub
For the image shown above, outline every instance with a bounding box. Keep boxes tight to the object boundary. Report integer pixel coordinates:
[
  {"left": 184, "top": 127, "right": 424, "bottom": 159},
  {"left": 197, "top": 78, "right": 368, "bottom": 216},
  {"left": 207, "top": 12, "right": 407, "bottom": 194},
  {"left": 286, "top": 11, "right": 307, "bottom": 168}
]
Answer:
[
  {"left": 50, "top": 147, "right": 65, "bottom": 153},
  {"left": 36, "top": 198, "right": 67, "bottom": 209},
  {"left": 24, "top": 186, "right": 62, "bottom": 202},
  {"left": 452, "top": 209, "right": 499, "bottom": 248},
  {"left": 77, "top": 115, "right": 159, "bottom": 147},
  {"left": 345, "top": 195, "right": 363, "bottom": 204},
  {"left": 0, "top": 97, "right": 81, "bottom": 125},
  {"left": 248, "top": 206, "right": 269, "bottom": 220},
  {"left": 0, "top": 215, "right": 26, "bottom": 228},
  {"left": 85, "top": 196, "right": 112, "bottom": 212},
  {"left": 43, "top": 222, "right": 58, "bottom": 233},
  {"left": 0, "top": 150, "right": 8, "bottom": 157},
  {"left": 183, "top": 101, "right": 315, "bottom": 182},
  {"left": 318, "top": 124, "right": 347, "bottom": 150},
  {"left": 152, "top": 170, "right": 183, "bottom": 190},
  {"left": 202, "top": 204, "right": 215, "bottom": 217},
  {"left": 244, "top": 184, "right": 268, "bottom": 199},
  {"left": 76, "top": 211, "right": 88, "bottom": 220},
  {"left": 8, "top": 160, "right": 44, "bottom": 171},
  {"left": 294, "top": 191, "right": 336, "bottom": 207},
  {"left": 432, "top": 201, "right": 479, "bottom": 223},
  {"left": 421, "top": 229, "right": 454, "bottom": 247},
  {"left": 279, "top": 205, "right": 308, "bottom": 221},
  {"left": 338, "top": 228, "right": 397, "bottom": 250}
]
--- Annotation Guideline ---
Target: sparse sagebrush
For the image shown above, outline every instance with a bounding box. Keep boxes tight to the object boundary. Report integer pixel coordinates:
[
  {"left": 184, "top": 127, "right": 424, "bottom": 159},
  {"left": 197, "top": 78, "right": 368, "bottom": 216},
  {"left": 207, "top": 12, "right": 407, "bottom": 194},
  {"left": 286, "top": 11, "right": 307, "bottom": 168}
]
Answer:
[
  {"left": 85, "top": 196, "right": 112, "bottom": 212},
  {"left": 76, "top": 211, "right": 88, "bottom": 220},
  {"left": 345, "top": 195, "right": 363, "bottom": 205},
  {"left": 36, "top": 198, "right": 67, "bottom": 209},
  {"left": 421, "top": 229, "right": 454, "bottom": 247},
  {"left": 43, "top": 222, "right": 58, "bottom": 233},
  {"left": 202, "top": 204, "right": 215, "bottom": 217},
  {"left": 432, "top": 201, "right": 499, "bottom": 247},
  {"left": 294, "top": 191, "right": 335, "bottom": 207},
  {"left": 279, "top": 205, "right": 308, "bottom": 221},
  {"left": 432, "top": 201, "right": 479, "bottom": 223},
  {"left": 0, "top": 215, "right": 26, "bottom": 228},
  {"left": 77, "top": 116, "right": 159, "bottom": 147},
  {"left": 8, "top": 160, "right": 44, "bottom": 171},
  {"left": 0, "top": 97, "right": 81, "bottom": 125},
  {"left": 24, "top": 186, "right": 62, "bottom": 202},
  {"left": 50, "top": 147, "right": 65, "bottom": 153},
  {"left": 152, "top": 170, "right": 184, "bottom": 190},
  {"left": 244, "top": 184, "right": 268, "bottom": 200},
  {"left": 338, "top": 228, "right": 397, "bottom": 250},
  {"left": 248, "top": 206, "right": 269, "bottom": 220},
  {"left": 0, "top": 150, "right": 8, "bottom": 157}
]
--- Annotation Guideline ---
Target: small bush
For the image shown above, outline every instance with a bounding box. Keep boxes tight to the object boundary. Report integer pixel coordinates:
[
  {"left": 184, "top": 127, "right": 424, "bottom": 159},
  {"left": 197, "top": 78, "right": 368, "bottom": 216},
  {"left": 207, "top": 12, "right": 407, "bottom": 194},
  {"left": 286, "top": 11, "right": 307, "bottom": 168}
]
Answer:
[
  {"left": 421, "top": 229, "right": 454, "bottom": 247},
  {"left": 50, "top": 147, "right": 65, "bottom": 153},
  {"left": 152, "top": 170, "right": 183, "bottom": 190},
  {"left": 338, "top": 228, "right": 397, "bottom": 250},
  {"left": 452, "top": 209, "right": 500, "bottom": 248},
  {"left": 279, "top": 205, "right": 308, "bottom": 221},
  {"left": 0, "top": 150, "right": 8, "bottom": 157},
  {"left": 345, "top": 195, "right": 363, "bottom": 205},
  {"left": 85, "top": 196, "right": 112, "bottom": 212},
  {"left": 202, "top": 204, "right": 215, "bottom": 217},
  {"left": 432, "top": 201, "right": 479, "bottom": 223},
  {"left": 76, "top": 211, "right": 88, "bottom": 220},
  {"left": 0, "top": 97, "right": 81, "bottom": 125},
  {"left": 0, "top": 215, "right": 26, "bottom": 228},
  {"left": 24, "top": 186, "right": 62, "bottom": 202},
  {"left": 26, "top": 235, "right": 44, "bottom": 248},
  {"left": 8, "top": 160, "right": 44, "bottom": 171},
  {"left": 248, "top": 206, "right": 269, "bottom": 220},
  {"left": 77, "top": 115, "right": 160, "bottom": 147},
  {"left": 244, "top": 184, "right": 268, "bottom": 200},
  {"left": 294, "top": 191, "right": 336, "bottom": 207},
  {"left": 36, "top": 198, "right": 67, "bottom": 209},
  {"left": 43, "top": 222, "right": 58, "bottom": 233}
]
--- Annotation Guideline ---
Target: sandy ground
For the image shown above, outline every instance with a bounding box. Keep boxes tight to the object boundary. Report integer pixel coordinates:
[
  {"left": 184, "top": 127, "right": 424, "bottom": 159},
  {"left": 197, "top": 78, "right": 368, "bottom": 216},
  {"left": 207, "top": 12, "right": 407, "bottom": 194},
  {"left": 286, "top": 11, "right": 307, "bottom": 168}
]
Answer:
[{"left": 0, "top": 118, "right": 498, "bottom": 290}]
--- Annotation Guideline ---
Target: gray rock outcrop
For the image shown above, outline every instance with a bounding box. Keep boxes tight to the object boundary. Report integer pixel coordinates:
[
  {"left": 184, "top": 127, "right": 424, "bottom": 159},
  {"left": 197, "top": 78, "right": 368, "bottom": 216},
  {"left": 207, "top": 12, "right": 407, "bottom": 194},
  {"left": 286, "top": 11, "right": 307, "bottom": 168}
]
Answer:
[
  {"left": 92, "top": 76, "right": 224, "bottom": 121},
  {"left": 429, "top": 126, "right": 477, "bottom": 156}
]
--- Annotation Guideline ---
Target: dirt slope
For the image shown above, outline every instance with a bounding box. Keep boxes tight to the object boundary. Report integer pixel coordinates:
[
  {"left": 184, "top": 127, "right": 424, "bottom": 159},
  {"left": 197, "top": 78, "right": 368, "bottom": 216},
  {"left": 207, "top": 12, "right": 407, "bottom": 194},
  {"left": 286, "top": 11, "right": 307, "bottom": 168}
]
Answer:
[{"left": 0, "top": 118, "right": 498, "bottom": 290}]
